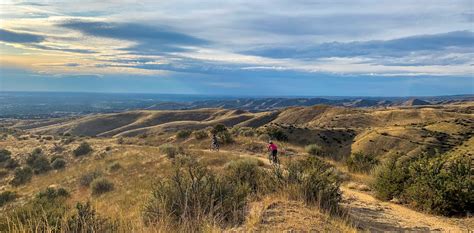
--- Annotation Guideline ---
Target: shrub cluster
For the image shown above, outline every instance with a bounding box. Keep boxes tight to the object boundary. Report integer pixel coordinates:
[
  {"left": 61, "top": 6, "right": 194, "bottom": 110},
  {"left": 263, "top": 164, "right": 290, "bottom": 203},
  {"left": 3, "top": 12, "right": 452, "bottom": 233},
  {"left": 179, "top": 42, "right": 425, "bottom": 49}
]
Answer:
[
  {"left": 0, "top": 148, "right": 11, "bottom": 162},
  {"left": 159, "top": 144, "right": 184, "bottom": 159},
  {"left": 26, "top": 150, "right": 52, "bottom": 174},
  {"left": 79, "top": 170, "right": 102, "bottom": 187},
  {"left": 210, "top": 124, "right": 234, "bottom": 144},
  {"left": 51, "top": 158, "right": 67, "bottom": 170},
  {"left": 286, "top": 157, "right": 342, "bottom": 212},
  {"left": 73, "top": 142, "right": 93, "bottom": 157},
  {"left": 263, "top": 126, "right": 288, "bottom": 141},
  {"left": 0, "top": 187, "right": 115, "bottom": 232},
  {"left": 4, "top": 158, "right": 19, "bottom": 169},
  {"left": 192, "top": 130, "right": 208, "bottom": 140},
  {"left": 143, "top": 156, "right": 250, "bottom": 230},
  {"left": 91, "top": 178, "right": 114, "bottom": 196},
  {"left": 305, "top": 144, "right": 324, "bottom": 156},
  {"left": 176, "top": 130, "right": 192, "bottom": 139},
  {"left": 373, "top": 153, "right": 473, "bottom": 216},
  {"left": 10, "top": 167, "right": 33, "bottom": 186},
  {"left": 0, "top": 190, "right": 16, "bottom": 207},
  {"left": 346, "top": 152, "right": 378, "bottom": 173}
]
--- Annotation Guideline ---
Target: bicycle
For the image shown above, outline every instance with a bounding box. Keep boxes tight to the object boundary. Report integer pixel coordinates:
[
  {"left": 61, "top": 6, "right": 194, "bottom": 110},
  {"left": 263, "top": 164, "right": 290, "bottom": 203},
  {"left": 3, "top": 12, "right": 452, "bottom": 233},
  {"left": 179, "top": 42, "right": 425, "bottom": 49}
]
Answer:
[
  {"left": 268, "top": 151, "right": 280, "bottom": 166},
  {"left": 210, "top": 142, "right": 220, "bottom": 151}
]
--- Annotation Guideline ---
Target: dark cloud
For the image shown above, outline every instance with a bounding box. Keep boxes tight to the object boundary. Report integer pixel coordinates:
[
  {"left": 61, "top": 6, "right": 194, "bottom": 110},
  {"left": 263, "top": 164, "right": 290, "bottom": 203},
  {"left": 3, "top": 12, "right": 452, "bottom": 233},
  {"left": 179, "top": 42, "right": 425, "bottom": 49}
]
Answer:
[
  {"left": 245, "top": 31, "right": 474, "bottom": 59},
  {"left": 59, "top": 20, "right": 208, "bottom": 54},
  {"left": 0, "top": 28, "right": 44, "bottom": 43}
]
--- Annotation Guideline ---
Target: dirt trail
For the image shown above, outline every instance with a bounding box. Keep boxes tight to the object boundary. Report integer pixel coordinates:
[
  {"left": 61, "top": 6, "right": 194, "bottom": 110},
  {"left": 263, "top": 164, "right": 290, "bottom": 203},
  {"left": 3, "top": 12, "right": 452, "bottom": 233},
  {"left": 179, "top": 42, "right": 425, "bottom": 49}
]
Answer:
[
  {"left": 205, "top": 149, "right": 471, "bottom": 232},
  {"left": 341, "top": 187, "right": 470, "bottom": 232}
]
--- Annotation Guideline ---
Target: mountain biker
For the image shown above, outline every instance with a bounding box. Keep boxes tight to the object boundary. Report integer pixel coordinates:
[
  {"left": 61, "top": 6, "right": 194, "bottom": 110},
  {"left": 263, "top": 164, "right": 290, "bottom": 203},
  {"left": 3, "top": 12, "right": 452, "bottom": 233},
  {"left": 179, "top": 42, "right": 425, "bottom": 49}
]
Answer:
[
  {"left": 211, "top": 134, "right": 219, "bottom": 151},
  {"left": 268, "top": 140, "right": 278, "bottom": 164}
]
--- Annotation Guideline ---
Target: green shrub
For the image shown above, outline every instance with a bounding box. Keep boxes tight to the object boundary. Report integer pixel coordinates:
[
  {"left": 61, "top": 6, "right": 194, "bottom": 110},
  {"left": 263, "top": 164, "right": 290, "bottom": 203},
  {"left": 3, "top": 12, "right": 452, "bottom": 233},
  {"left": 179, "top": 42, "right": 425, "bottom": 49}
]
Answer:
[
  {"left": 0, "top": 148, "right": 11, "bottom": 162},
  {"left": 73, "top": 142, "right": 93, "bottom": 157},
  {"left": 10, "top": 167, "right": 33, "bottom": 186},
  {"left": 143, "top": 156, "right": 249, "bottom": 230},
  {"left": 108, "top": 161, "right": 122, "bottom": 172},
  {"left": 79, "top": 170, "right": 102, "bottom": 187},
  {"left": 218, "top": 130, "right": 234, "bottom": 144},
  {"left": 68, "top": 202, "right": 117, "bottom": 232},
  {"left": 51, "top": 158, "right": 67, "bottom": 170},
  {"left": 373, "top": 153, "right": 473, "bottom": 216},
  {"left": 305, "top": 144, "right": 323, "bottom": 156},
  {"left": 285, "top": 157, "right": 342, "bottom": 213},
  {"left": 258, "top": 133, "right": 271, "bottom": 142},
  {"left": 36, "top": 187, "right": 70, "bottom": 200},
  {"left": 176, "top": 130, "right": 192, "bottom": 139},
  {"left": 4, "top": 158, "right": 19, "bottom": 169},
  {"left": 211, "top": 124, "right": 227, "bottom": 134},
  {"left": 91, "top": 178, "right": 114, "bottom": 195},
  {"left": 159, "top": 144, "right": 184, "bottom": 159},
  {"left": 0, "top": 187, "right": 69, "bottom": 232},
  {"left": 239, "top": 127, "right": 256, "bottom": 137},
  {"left": 264, "top": 126, "right": 288, "bottom": 141},
  {"left": 0, "top": 190, "right": 16, "bottom": 207},
  {"left": 26, "top": 152, "right": 52, "bottom": 174},
  {"left": 192, "top": 130, "right": 208, "bottom": 140},
  {"left": 346, "top": 152, "right": 378, "bottom": 173},
  {"left": 224, "top": 158, "right": 276, "bottom": 194}
]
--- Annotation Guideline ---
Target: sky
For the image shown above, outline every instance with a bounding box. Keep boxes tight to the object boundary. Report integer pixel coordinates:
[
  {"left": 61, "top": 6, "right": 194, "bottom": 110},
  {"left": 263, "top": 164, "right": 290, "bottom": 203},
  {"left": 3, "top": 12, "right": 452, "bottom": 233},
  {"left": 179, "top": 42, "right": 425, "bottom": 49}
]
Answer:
[{"left": 0, "top": 0, "right": 473, "bottom": 96}]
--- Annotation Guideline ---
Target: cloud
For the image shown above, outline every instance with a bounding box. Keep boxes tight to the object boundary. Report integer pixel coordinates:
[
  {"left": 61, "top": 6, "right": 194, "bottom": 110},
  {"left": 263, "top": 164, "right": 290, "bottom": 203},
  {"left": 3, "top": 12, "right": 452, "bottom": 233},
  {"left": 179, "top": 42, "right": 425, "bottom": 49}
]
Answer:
[
  {"left": 59, "top": 20, "right": 208, "bottom": 54},
  {"left": 29, "top": 44, "right": 97, "bottom": 54},
  {"left": 244, "top": 31, "right": 474, "bottom": 59},
  {"left": 0, "top": 28, "right": 44, "bottom": 43}
]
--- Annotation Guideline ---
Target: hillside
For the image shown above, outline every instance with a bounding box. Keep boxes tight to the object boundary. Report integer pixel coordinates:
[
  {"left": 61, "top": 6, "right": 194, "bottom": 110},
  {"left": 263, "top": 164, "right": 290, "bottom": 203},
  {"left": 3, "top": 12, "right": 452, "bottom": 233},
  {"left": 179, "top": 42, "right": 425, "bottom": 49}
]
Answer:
[{"left": 0, "top": 103, "right": 472, "bottom": 232}]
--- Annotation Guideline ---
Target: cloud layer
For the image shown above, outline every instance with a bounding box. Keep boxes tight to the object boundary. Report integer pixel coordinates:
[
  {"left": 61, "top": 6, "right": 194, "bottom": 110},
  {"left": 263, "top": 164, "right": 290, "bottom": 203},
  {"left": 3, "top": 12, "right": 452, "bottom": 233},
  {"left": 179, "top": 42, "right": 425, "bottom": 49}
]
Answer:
[{"left": 0, "top": 0, "right": 473, "bottom": 95}]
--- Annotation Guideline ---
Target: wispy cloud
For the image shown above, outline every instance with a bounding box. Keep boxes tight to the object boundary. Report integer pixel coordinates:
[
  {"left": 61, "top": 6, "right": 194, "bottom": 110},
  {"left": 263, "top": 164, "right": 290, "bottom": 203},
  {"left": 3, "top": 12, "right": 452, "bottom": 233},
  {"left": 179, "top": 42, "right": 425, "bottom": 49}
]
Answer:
[{"left": 0, "top": 28, "right": 44, "bottom": 43}]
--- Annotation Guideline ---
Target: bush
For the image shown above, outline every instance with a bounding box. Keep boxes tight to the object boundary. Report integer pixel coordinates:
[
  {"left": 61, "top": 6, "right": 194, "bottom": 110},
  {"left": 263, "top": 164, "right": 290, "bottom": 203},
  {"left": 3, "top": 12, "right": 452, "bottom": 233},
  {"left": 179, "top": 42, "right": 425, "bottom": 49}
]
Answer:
[
  {"left": 91, "top": 178, "right": 114, "bottom": 195},
  {"left": 264, "top": 126, "right": 288, "bottom": 141},
  {"left": 10, "top": 167, "right": 33, "bottom": 186},
  {"left": 68, "top": 202, "right": 116, "bottom": 232},
  {"left": 373, "top": 153, "right": 473, "bottom": 216},
  {"left": 0, "top": 191, "right": 114, "bottom": 232},
  {"left": 0, "top": 149, "right": 11, "bottom": 162},
  {"left": 79, "top": 170, "right": 102, "bottom": 187},
  {"left": 285, "top": 157, "right": 342, "bottom": 213},
  {"left": 239, "top": 127, "right": 256, "bottom": 137},
  {"left": 51, "top": 158, "right": 66, "bottom": 170},
  {"left": 4, "top": 158, "right": 19, "bottom": 169},
  {"left": 73, "top": 142, "right": 93, "bottom": 157},
  {"left": 211, "top": 124, "right": 227, "bottom": 134},
  {"left": 0, "top": 191, "right": 16, "bottom": 207},
  {"left": 108, "top": 162, "right": 121, "bottom": 172},
  {"left": 159, "top": 144, "right": 184, "bottom": 159},
  {"left": 176, "top": 130, "right": 192, "bottom": 139},
  {"left": 26, "top": 153, "right": 51, "bottom": 174},
  {"left": 258, "top": 133, "right": 271, "bottom": 142},
  {"left": 346, "top": 152, "right": 378, "bottom": 173},
  {"left": 305, "top": 144, "right": 323, "bottom": 156},
  {"left": 143, "top": 156, "right": 249, "bottom": 230},
  {"left": 218, "top": 130, "right": 234, "bottom": 144},
  {"left": 224, "top": 158, "right": 275, "bottom": 194},
  {"left": 193, "top": 130, "right": 208, "bottom": 140},
  {"left": 0, "top": 187, "right": 69, "bottom": 231}
]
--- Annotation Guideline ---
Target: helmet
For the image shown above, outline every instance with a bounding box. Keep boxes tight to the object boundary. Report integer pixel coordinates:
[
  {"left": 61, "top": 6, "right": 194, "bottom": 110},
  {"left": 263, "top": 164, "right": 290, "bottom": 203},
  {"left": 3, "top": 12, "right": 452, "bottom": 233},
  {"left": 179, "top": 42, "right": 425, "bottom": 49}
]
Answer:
[{"left": 268, "top": 140, "right": 273, "bottom": 144}]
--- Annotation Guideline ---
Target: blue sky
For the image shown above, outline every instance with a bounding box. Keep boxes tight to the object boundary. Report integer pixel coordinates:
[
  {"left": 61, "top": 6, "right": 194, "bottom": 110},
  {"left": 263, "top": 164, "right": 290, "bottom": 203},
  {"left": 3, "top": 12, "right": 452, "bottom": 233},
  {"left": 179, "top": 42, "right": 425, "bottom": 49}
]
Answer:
[{"left": 0, "top": 0, "right": 473, "bottom": 96}]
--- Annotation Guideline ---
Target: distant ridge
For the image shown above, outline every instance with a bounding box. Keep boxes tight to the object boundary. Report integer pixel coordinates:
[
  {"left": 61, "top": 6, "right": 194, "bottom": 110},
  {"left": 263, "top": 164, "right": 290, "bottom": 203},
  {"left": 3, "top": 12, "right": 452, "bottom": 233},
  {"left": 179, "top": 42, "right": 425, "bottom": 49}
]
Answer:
[{"left": 403, "top": 98, "right": 432, "bottom": 106}]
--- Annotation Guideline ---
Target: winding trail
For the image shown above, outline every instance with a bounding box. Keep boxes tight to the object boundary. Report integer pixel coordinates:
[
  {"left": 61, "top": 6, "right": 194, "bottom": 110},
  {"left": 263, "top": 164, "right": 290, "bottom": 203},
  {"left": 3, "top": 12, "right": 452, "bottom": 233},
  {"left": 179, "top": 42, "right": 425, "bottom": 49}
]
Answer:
[{"left": 199, "top": 148, "right": 471, "bottom": 232}]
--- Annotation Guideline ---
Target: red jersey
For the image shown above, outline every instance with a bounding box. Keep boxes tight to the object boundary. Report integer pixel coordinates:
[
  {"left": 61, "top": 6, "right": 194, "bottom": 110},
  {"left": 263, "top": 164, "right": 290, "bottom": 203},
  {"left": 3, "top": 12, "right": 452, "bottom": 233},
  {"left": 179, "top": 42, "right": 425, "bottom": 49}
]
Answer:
[{"left": 268, "top": 143, "right": 277, "bottom": 151}]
